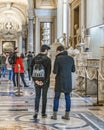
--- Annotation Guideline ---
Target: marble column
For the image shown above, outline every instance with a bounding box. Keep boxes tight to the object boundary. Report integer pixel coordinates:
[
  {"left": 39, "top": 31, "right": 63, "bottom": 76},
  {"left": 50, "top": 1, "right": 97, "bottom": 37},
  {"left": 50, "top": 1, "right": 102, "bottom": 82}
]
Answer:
[
  {"left": 62, "top": 0, "right": 69, "bottom": 47},
  {"left": 63, "top": 0, "right": 69, "bottom": 34},
  {"left": 81, "top": 0, "right": 86, "bottom": 41},
  {"left": 57, "top": 0, "right": 63, "bottom": 38},
  {"left": 68, "top": 1, "right": 71, "bottom": 37},
  {"left": 68, "top": 0, "right": 72, "bottom": 47},
  {"left": 57, "top": 0, "right": 69, "bottom": 47},
  {"left": 35, "top": 16, "right": 40, "bottom": 54},
  {"left": 17, "top": 34, "right": 22, "bottom": 53},
  {"left": 28, "top": 18, "right": 34, "bottom": 52}
]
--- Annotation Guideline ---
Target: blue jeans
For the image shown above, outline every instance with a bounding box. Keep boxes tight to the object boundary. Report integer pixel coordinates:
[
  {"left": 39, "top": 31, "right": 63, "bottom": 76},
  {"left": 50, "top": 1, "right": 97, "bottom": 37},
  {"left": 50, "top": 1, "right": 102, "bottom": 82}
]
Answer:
[
  {"left": 15, "top": 73, "right": 27, "bottom": 87},
  {"left": 8, "top": 70, "right": 13, "bottom": 80},
  {"left": 53, "top": 92, "right": 71, "bottom": 112},
  {"left": 35, "top": 85, "right": 48, "bottom": 114},
  {"left": 2, "top": 66, "right": 6, "bottom": 77}
]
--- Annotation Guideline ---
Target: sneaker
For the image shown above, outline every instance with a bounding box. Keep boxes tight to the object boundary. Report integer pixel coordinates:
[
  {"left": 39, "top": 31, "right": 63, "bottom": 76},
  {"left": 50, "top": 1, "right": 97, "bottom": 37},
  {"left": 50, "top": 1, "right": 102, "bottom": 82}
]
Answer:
[
  {"left": 33, "top": 114, "right": 38, "bottom": 119},
  {"left": 42, "top": 113, "right": 47, "bottom": 118},
  {"left": 24, "top": 85, "right": 29, "bottom": 87}
]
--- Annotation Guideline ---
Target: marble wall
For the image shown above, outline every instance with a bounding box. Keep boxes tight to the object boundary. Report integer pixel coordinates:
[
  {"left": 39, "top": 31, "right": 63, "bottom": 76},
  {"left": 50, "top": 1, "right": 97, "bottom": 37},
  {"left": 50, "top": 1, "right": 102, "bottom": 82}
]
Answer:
[
  {"left": 86, "top": 0, "right": 104, "bottom": 28},
  {"left": 89, "top": 27, "right": 104, "bottom": 58},
  {"left": 85, "top": 0, "right": 104, "bottom": 58}
]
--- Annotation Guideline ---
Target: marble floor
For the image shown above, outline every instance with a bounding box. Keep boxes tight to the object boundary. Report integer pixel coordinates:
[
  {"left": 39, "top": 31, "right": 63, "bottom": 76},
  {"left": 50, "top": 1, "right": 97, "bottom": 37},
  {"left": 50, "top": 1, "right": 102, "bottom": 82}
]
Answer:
[{"left": 0, "top": 77, "right": 104, "bottom": 130}]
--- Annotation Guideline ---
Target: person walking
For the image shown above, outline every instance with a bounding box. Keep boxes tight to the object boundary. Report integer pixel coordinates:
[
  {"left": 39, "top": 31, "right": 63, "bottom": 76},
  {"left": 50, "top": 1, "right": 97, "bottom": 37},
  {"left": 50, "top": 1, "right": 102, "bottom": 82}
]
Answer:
[
  {"left": 51, "top": 45, "right": 75, "bottom": 120},
  {"left": 1, "top": 53, "right": 6, "bottom": 78},
  {"left": 14, "top": 52, "right": 28, "bottom": 88},
  {"left": 22, "top": 53, "right": 28, "bottom": 78},
  {"left": 8, "top": 47, "right": 18, "bottom": 87},
  {"left": 31, "top": 44, "right": 51, "bottom": 119},
  {"left": 6, "top": 53, "right": 13, "bottom": 83},
  {"left": 27, "top": 51, "right": 33, "bottom": 81}
]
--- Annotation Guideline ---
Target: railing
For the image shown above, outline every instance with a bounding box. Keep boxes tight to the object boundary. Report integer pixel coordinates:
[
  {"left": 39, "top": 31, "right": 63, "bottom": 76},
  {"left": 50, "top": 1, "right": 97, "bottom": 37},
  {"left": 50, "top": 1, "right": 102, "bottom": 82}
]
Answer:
[{"left": 76, "top": 65, "right": 103, "bottom": 106}]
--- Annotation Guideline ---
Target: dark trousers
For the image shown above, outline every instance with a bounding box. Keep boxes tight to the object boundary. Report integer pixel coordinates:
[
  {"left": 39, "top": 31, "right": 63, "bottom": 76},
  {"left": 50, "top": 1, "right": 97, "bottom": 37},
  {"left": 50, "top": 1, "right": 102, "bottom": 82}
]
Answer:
[
  {"left": 35, "top": 85, "right": 48, "bottom": 114},
  {"left": 53, "top": 92, "right": 71, "bottom": 112},
  {"left": 28, "top": 69, "right": 31, "bottom": 81},
  {"left": 12, "top": 67, "right": 16, "bottom": 86},
  {"left": 15, "top": 73, "right": 27, "bottom": 87}
]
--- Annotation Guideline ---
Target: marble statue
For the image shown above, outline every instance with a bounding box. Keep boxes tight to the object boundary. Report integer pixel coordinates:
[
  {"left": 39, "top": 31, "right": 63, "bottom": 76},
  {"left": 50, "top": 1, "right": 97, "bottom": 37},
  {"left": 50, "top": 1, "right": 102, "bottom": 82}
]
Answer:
[{"left": 74, "top": 24, "right": 81, "bottom": 46}]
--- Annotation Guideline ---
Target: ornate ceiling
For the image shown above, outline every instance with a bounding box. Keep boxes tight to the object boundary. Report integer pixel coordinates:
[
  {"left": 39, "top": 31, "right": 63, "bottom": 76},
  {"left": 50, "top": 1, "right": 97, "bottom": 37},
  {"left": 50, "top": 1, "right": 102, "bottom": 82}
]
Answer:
[
  {"left": 0, "top": 0, "right": 29, "bottom": 38},
  {"left": 0, "top": 0, "right": 57, "bottom": 38}
]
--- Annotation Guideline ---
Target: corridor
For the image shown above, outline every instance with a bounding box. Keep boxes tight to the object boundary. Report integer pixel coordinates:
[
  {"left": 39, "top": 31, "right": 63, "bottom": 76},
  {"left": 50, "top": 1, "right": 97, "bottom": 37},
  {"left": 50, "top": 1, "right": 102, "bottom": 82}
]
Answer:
[{"left": 0, "top": 76, "right": 104, "bottom": 130}]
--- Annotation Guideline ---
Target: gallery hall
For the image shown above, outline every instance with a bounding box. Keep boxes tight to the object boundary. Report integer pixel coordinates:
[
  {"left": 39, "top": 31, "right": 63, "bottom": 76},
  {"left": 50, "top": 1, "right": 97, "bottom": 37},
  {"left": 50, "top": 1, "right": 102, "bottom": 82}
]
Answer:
[{"left": 0, "top": 0, "right": 104, "bottom": 129}]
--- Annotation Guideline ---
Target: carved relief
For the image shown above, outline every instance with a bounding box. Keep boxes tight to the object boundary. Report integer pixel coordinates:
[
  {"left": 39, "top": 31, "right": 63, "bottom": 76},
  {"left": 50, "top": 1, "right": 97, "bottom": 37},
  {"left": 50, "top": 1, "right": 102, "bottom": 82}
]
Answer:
[
  {"left": 41, "top": 0, "right": 53, "bottom": 6},
  {"left": 0, "top": 20, "right": 21, "bottom": 35},
  {"left": 35, "top": 0, "right": 56, "bottom": 8}
]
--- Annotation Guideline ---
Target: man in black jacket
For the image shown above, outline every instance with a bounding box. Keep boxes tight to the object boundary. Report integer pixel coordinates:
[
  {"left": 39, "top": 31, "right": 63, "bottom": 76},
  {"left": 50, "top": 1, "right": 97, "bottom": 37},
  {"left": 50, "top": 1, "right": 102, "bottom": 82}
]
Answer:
[
  {"left": 51, "top": 45, "right": 75, "bottom": 120},
  {"left": 10, "top": 47, "right": 18, "bottom": 87},
  {"left": 31, "top": 44, "right": 51, "bottom": 119},
  {"left": 27, "top": 51, "right": 33, "bottom": 81}
]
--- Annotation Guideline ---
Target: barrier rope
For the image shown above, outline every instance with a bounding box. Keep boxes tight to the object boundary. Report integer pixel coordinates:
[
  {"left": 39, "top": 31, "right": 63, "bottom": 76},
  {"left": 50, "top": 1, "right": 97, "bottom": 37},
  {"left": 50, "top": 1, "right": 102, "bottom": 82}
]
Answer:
[
  {"left": 76, "top": 66, "right": 104, "bottom": 81},
  {"left": 98, "top": 70, "right": 104, "bottom": 80},
  {"left": 85, "top": 67, "right": 97, "bottom": 80}
]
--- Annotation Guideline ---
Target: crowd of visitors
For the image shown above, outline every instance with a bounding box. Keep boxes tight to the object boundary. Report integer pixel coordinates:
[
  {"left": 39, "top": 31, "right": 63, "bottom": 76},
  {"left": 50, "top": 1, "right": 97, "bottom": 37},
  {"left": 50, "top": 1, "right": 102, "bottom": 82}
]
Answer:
[{"left": 0, "top": 48, "right": 34, "bottom": 87}]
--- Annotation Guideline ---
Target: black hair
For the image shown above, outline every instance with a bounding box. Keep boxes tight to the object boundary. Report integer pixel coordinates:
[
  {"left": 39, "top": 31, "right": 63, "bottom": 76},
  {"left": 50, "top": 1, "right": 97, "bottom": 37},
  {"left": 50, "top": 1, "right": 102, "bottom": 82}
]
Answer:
[
  {"left": 56, "top": 45, "right": 65, "bottom": 51},
  {"left": 41, "top": 44, "right": 50, "bottom": 52},
  {"left": 21, "top": 53, "right": 25, "bottom": 58}
]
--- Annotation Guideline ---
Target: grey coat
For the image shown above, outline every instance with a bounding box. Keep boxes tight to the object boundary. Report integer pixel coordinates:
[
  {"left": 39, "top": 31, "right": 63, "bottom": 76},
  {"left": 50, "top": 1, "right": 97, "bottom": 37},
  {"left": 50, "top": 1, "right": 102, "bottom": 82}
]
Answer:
[{"left": 53, "top": 51, "right": 75, "bottom": 93}]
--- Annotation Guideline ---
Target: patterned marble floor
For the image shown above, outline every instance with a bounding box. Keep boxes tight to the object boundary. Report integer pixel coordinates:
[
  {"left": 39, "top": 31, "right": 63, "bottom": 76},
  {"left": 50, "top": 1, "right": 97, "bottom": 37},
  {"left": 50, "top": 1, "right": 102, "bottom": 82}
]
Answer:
[{"left": 0, "top": 77, "right": 104, "bottom": 130}]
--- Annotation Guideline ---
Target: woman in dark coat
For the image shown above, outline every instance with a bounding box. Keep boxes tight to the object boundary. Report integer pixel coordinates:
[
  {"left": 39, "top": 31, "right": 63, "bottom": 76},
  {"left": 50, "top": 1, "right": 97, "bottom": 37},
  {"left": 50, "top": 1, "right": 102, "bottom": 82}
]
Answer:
[{"left": 51, "top": 45, "right": 75, "bottom": 120}]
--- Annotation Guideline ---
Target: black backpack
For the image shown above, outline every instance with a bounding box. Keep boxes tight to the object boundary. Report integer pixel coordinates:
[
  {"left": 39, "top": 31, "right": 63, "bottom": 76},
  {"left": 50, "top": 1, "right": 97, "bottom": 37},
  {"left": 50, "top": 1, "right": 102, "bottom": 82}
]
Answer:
[
  {"left": 32, "top": 56, "right": 45, "bottom": 81},
  {"left": 8, "top": 53, "right": 17, "bottom": 65}
]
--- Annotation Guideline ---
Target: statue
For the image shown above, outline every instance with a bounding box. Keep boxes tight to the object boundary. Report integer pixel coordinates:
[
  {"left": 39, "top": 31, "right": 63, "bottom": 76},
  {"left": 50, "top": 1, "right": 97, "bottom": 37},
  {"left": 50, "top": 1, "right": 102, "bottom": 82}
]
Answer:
[
  {"left": 60, "top": 33, "right": 67, "bottom": 47},
  {"left": 56, "top": 33, "right": 67, "bottom": 48},
  {"left": 74, "top": 24, "right": 81, "bottom": 46},
  {"left": 68, "top": 36, "right": 73, "bottom": 48}
]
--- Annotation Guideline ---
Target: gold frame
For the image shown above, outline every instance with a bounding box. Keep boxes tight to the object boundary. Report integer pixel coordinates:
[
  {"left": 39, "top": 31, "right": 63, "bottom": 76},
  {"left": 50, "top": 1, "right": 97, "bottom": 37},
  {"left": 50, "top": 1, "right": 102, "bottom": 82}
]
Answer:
[{"left": 2, "top": 41, "right": 15, "bottom": 52}]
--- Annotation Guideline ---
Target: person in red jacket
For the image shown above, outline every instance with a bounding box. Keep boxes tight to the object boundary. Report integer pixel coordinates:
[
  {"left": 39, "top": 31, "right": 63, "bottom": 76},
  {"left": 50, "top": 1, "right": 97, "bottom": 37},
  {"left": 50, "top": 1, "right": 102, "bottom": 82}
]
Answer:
[{"left": 14, "top": 53, "right": 28, "bottom": 87}]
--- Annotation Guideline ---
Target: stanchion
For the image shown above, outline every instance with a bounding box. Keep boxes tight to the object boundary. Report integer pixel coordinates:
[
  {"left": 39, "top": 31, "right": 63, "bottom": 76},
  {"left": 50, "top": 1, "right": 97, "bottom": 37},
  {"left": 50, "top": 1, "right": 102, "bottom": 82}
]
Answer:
[
  {"left": 93, "top": 68, "right": 103, "bottom": 106},
  {"left": 82, "top": 66, "right": 90, "bottom": 97},
  {"left": 15, "top": 64, "right": 23, "bottom": 96}
]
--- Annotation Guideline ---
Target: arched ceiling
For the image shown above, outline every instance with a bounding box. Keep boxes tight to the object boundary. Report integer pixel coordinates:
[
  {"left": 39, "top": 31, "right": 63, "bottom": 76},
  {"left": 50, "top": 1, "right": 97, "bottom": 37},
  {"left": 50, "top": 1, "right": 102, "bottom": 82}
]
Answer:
[
  {"left": 0, "top": 0, "right": 57, "bottom": 36},
  {"left": 0, "top": 0, "right": 28, "bottom": 6},
  {"left": 0, "top": 0, "right": 32, "bottom": 36}
]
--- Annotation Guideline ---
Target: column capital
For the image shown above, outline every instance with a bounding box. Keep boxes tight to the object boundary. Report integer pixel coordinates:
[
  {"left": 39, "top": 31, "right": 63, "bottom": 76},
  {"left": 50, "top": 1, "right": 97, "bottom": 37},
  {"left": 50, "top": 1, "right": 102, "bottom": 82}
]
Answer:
[
  {"left": 68, "top": 0, "right": 74, "bottom": 4},
  {"left": 28, "top": 9, "right": 34, "bottom": 20}
]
